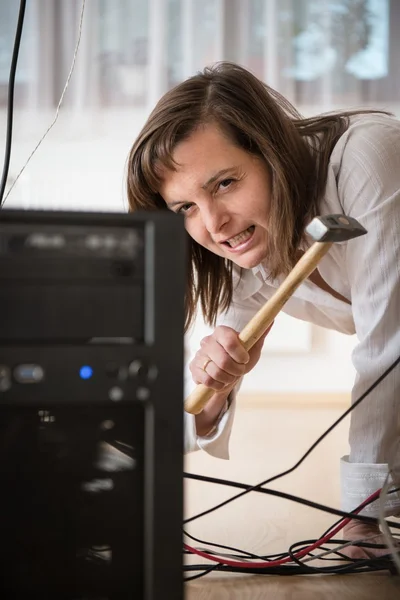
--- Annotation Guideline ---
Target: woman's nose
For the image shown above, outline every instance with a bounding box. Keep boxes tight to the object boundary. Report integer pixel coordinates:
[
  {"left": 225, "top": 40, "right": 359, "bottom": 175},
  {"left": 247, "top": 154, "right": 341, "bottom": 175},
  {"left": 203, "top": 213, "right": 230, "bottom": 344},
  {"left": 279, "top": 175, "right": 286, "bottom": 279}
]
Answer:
[{"left": 202, "top": 203, "right": 229, "bottom": 234}]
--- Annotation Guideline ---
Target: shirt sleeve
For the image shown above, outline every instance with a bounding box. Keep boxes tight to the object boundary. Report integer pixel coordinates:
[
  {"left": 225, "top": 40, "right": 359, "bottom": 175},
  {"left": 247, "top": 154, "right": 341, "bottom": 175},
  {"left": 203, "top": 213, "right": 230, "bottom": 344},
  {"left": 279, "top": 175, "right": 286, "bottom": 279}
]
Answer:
[
  {"left": 337, "top": 116, "right": 400, "bottom": 516},
  {"left": 183, "top": 288, "right": 265, "bottom": 458}
]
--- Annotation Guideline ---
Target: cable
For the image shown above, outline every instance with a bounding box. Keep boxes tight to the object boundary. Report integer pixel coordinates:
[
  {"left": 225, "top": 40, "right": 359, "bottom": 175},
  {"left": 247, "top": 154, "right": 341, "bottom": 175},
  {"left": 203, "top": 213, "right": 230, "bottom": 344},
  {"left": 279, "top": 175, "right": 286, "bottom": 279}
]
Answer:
[
  {"left": 184, "top": 474, "right": 400, "bottom": 529},
  {"left": 183, "top": 497, "right": 398, "bottom": 579},
  {"left": 183, "top": 516, "right": 398, "bottom": 577},
  {"left": 300, "top": 535, "right": 388, "bottom": 564},
  {"left": 287, "top": 537, "right": 393, "bottom": 574},
  {"left": 379, "top": 435, "right": 400, "bottom": 573},
  {"left": 379, "top": 473, "right": 400, "bottom": 574},
  {"left": 183, "top": 533, "right": 388, "bottom": 565},
  {"left": 183, "top": 529, "right": 267, "bottom": 560},
  {"left": 183, "top": 486, "right": 389, "bottom": 569},
  {"left": 183, "top": 354, "right": 400, "bottom": 576},
  {"left": 184, "top": 353, "right": 400, "bottom": 525},
  {"left": 183, "top": 473, "right": 400, "bottom": 576},
  {"left": 1, "top": 0, "right": 86, "bottom": 207},
  {"left": 183, "top": 564, "right": 219, "bottom": 582},
  {"left": 190, "top": 358, "right": 400, "bottom": 576},
  {"left": 183, "top": 557, "right": 393, "bottom": 576},
  {"left": 316, "top": 486, "right": 400, "bottom": 540},
  {"left": 183, "top": 534, "right": 386, "bottom": 567},
  {"left": 0, "top": 0, "right": 26, "bottom": 206}
]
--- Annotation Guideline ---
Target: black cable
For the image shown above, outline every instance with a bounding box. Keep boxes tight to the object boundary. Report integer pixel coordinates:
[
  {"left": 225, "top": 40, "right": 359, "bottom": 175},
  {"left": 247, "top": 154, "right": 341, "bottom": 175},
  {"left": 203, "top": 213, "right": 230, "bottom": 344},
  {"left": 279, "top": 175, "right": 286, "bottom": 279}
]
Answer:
[
  {"left": 183, "top": 473, "right": 400, "bottom": 576},
  {"left": 288, "top": 540, "right": 394, "bottom": 575},
  {"left": 183, "top": 355, "right": 400, "bottom": 579},
  {"left": 183, "top": 559, "right": 393, "bottom": 576},
  {"left": 183, "top": 533, "right": 356, "bottom": 564},
  {"left": 183, "top": 564, "right": 219, "bottom": 582},
  {"left": 290, "top": 543, "right": 352, "bottom": 563},
  {"left": 183, "top": 523, "right": 398, "bottom": 576},
  {"left": 184, "top": 472, "right": 400, "bottom": 530},
  {"left": 184, "top": 529, "right": 393, "bottom": 565},
  {"left": 0, "top": 0, "right": 26, "bottom": 207},
  {"left": 183, "top": 356, "right": 400, "bottom": 575},
  {"left": 318, "top": 485, "right": 400, "bottom": 540},
  {"left": 287, "top": 538, "right": 395, "bottom": 574},
  {"left": 287, "top": 548, "right": 392, "bottom": 575},
  {"left": 184, "top": 532, "right": 349, "bottom": 563},
  {"left": 183, "top": 528, "right": 268, "bottom": 560},
  {"left": 184, "top": 353, "right": 400, "bottom": 525}
]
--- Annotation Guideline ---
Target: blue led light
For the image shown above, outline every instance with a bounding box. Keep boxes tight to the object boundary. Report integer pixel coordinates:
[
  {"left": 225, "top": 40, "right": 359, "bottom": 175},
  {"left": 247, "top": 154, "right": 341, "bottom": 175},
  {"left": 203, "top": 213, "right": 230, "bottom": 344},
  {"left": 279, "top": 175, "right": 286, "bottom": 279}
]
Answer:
[{"left": 79, "top": 365, "right": 93, "bottom": 380}]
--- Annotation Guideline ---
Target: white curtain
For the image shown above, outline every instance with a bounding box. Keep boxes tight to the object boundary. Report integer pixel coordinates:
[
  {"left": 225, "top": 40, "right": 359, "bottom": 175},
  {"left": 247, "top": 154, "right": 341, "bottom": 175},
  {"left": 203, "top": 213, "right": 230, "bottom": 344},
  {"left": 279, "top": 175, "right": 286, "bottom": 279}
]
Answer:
[{"left": 0, "top": 0, "right": 396, "bottom": 211}]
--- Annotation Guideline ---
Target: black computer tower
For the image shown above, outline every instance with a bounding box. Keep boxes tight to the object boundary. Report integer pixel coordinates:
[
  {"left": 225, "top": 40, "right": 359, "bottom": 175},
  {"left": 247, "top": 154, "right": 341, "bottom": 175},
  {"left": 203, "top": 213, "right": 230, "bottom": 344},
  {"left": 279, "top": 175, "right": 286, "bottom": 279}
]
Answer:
[{"left": 0, "top": 209, "right": 185, "bottom": 599}]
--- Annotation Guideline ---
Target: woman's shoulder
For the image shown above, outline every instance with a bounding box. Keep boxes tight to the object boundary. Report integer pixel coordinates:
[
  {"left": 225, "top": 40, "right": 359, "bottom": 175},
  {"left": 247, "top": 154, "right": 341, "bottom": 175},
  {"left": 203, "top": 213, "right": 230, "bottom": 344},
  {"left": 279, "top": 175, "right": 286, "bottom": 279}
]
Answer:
[
  {"left": 330, "top": 112, "right": 400, "bottom": 168},
  {"left": 347, "top": 112, "right": 400, "bottom": 148},
  {"left": 327, "top": 112, "right": 400, "bottom": 216}
]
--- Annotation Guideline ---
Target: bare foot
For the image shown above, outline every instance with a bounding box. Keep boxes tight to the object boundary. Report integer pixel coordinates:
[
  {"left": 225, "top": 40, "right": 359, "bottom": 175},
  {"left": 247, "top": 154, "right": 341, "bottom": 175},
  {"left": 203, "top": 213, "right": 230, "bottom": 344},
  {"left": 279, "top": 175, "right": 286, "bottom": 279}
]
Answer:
[{"left": 341, "top": 520, "right": 392, "bottom": 560}]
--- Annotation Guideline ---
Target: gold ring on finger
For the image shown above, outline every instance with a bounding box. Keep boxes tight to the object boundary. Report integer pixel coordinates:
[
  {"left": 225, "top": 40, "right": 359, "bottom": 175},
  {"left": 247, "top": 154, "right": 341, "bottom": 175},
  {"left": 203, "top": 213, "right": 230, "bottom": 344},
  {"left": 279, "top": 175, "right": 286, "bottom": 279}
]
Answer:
[{"left": 202, "top": 358, "right": 211, "bottom": 372}]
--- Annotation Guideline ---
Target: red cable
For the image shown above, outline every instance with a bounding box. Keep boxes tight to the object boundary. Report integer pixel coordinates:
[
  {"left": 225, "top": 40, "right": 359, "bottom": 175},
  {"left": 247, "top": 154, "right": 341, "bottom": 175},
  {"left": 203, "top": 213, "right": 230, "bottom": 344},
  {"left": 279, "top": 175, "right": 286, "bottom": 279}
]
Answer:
[{"left": 184, "top": 488, "right": 381, "bottom": 568}]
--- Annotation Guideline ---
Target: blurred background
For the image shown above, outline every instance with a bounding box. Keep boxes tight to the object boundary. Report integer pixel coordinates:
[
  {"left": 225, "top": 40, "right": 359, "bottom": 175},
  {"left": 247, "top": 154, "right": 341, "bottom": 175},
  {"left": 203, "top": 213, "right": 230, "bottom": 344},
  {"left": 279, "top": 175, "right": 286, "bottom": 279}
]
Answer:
[{"left": 0, "top": 0, "right": 399, "bottom": 397}]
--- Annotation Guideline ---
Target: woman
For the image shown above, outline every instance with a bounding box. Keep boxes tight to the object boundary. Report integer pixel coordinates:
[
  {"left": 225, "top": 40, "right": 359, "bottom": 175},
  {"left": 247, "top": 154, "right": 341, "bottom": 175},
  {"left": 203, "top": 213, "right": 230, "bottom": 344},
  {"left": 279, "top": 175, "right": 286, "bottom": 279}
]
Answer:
[{"left": 126, "top": 62, "right": 400, "bottom": 558}]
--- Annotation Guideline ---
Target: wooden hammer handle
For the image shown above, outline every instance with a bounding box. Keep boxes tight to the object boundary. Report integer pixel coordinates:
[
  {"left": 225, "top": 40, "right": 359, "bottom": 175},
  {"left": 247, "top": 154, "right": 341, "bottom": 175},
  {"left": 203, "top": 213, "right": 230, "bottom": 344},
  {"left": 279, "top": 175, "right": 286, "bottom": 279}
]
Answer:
[{"left": 184, "top": 241, "right": 333, "bottom": 414}]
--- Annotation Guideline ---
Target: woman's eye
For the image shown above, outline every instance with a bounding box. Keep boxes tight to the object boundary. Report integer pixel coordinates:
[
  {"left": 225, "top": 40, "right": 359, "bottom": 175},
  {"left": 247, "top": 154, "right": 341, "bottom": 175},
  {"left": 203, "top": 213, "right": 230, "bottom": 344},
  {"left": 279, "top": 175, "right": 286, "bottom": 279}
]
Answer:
[
  {"left": 177, "top": 203, "right": 193, "bottom": 214},
  {"left": 218, "top": 178, "right": 235, "bottom": 190}
]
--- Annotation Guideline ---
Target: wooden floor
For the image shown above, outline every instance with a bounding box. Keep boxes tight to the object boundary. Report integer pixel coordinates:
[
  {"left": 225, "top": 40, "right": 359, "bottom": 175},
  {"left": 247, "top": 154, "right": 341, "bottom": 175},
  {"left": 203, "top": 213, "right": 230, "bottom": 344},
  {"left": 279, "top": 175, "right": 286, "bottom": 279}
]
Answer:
[
  {"left": 184, "top": 394, "right": 400, "bottom": 599},
  {"left": 186, "top": 573, "right": 400, "bottom": 600}
]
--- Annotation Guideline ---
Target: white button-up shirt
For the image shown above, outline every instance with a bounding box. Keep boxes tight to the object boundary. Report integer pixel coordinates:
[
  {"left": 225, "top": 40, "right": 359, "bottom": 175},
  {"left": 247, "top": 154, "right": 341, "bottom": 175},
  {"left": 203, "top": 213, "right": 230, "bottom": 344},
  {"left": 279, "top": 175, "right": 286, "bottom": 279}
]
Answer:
[{"left": 184, "top": 113, "right": 400, "bottom": 517}]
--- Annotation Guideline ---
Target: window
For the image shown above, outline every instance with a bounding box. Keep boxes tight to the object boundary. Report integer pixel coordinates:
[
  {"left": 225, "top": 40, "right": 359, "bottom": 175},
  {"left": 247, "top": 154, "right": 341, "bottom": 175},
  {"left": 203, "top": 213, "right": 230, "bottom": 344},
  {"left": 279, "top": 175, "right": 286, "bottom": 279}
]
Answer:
[
  {"left": 1, "top": 0, "right": 398, "bottom": 112},
  {"left": 0, "top": 0, "right": 398, "bottom": 212}
]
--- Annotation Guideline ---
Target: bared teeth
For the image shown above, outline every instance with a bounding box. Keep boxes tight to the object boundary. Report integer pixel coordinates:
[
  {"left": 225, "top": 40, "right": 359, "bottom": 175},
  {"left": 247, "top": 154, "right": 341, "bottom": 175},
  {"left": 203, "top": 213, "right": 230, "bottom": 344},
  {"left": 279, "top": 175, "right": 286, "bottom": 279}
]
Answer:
[{"left": 227, "top": 226, "right": 254, "bottom": 248}]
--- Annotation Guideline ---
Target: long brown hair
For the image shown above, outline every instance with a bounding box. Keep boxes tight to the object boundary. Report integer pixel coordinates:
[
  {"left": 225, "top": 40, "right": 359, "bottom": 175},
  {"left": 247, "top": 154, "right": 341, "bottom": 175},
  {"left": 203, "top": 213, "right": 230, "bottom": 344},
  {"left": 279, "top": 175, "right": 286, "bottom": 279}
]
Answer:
[{"left": 126, "top": 61, "right": 388, "bottom": 331}]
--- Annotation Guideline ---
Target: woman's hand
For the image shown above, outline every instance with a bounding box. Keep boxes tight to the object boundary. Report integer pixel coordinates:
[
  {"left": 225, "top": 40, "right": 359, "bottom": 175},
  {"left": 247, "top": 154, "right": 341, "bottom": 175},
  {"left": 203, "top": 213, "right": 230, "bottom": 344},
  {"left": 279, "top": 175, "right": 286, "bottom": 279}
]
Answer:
[
  {"left": 192, "top": 324, "right": 272, "bottom": 437},
  {"left": 341, "top": 520, "right": 393, "bottom": 559},
  {"left": 190, "top": 324, "right": 272, "bottom": 392}
]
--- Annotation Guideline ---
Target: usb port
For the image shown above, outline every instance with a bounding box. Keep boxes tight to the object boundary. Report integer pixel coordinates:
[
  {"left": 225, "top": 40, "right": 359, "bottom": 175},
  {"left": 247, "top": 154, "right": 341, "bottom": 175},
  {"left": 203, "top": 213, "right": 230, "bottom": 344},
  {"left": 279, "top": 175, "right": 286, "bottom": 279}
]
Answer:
[{"left": 13, "top": 364, "right": 44, "bottom": 384}]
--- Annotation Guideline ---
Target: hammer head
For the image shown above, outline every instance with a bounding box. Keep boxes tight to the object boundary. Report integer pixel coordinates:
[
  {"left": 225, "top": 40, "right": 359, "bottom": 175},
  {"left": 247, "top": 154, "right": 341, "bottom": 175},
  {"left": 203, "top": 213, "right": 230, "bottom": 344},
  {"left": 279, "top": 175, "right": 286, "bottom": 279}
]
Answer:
[{"left": 306, "top": 214, "right": 367, "bottom": 242}]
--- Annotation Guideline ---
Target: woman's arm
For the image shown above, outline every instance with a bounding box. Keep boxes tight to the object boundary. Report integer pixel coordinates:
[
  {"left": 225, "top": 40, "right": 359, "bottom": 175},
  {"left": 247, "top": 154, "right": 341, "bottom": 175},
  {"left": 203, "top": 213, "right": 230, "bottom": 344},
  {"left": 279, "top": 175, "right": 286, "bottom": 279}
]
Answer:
[
  {"left": 338, "top": 115, "right": 400, "bottom": 516},
  {"left": 184, "top": 289, "right": 270, "bottom": 456}
]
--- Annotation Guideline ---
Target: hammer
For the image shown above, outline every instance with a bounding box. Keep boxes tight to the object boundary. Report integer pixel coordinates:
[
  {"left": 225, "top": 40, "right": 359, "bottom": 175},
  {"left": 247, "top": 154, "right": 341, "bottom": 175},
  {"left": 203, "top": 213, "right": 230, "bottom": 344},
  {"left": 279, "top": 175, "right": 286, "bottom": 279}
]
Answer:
[{"left": 184, "top": 214, "right": 367, "bottom": 415}]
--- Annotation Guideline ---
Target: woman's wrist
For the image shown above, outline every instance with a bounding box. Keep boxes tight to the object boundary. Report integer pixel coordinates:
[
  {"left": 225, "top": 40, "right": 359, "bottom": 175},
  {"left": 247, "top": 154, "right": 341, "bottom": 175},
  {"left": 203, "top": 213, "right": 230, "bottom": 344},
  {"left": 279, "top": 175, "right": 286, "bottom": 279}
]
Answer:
[{"left": 194, "top": 384, "right": 234, "bottom": 437}]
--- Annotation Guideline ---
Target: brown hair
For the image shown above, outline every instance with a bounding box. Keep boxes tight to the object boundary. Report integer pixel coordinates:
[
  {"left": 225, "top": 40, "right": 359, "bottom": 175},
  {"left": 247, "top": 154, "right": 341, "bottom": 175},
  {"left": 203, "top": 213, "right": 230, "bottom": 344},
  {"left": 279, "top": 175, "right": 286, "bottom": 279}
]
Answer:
[{"left": 126, "top": 61, "right": 388, "bottom": 331}]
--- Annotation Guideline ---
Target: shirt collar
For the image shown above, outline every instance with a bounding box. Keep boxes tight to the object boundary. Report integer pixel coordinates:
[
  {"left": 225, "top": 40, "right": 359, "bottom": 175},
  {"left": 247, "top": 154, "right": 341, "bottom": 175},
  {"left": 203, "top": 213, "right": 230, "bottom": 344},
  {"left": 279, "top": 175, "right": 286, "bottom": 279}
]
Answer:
[
  {"left": 251, "top": 261, "right": 271, "bottom": 282},
  {"left": 232, "top": 263, "right": 265, "bottom": 300}
]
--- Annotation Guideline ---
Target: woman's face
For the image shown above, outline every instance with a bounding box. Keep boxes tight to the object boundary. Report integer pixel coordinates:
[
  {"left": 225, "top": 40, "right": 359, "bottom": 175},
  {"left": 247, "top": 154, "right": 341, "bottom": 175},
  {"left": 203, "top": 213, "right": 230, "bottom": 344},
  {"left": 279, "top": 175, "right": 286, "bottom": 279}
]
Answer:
[{"left": 159, "top": 123, "right": 272, "bottom": 269}]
